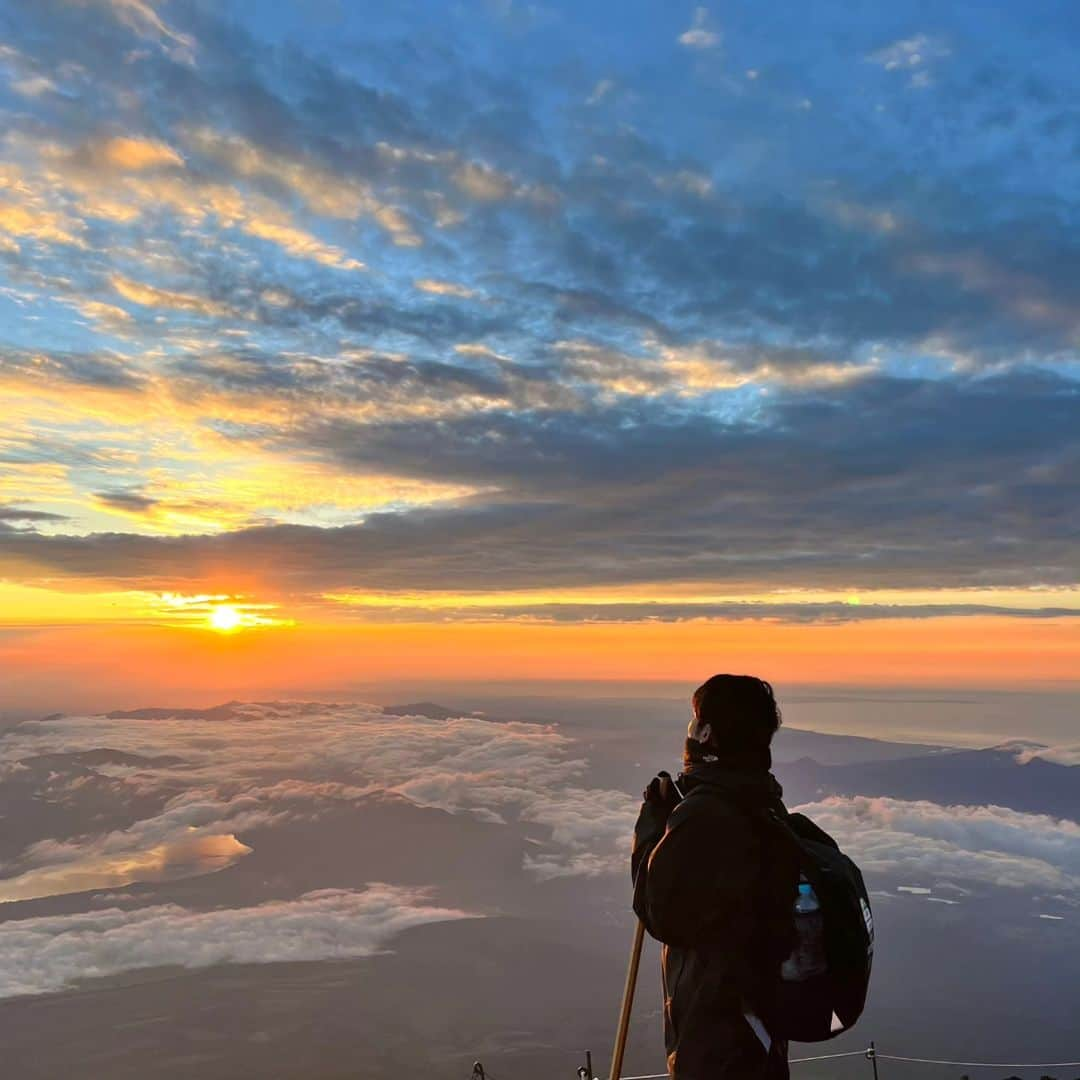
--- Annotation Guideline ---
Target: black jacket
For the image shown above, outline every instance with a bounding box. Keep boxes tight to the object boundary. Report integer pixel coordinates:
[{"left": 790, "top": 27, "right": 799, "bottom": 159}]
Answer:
[{"left": 631, "top": 762, "right": 799, "bottom": 1080}]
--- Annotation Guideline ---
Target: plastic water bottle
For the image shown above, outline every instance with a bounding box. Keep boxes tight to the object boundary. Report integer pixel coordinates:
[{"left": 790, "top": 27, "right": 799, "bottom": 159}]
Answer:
[{"left": 781, "top": 878, "right": 827, "bottom": 982}]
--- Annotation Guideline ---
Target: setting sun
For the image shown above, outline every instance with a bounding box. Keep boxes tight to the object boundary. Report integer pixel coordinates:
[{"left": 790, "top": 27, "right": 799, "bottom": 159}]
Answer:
[{"left": 209, "top": 605, "right": 244, "bottom": 633}]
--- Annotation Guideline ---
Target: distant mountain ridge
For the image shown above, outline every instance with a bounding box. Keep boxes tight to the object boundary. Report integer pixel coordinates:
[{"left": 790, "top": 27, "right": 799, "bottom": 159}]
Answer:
[
  {"left": 771, "top": 726, "right": 953, "bottom": 765},
  {"left": 778, "top": 746, "right": 1080, "bottom": 822}
]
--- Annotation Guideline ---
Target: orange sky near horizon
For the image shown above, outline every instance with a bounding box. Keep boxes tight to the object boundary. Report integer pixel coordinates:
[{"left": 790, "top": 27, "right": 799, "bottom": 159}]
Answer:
[{"left": 3, "top": 615, "right": 1077, "bottom": 714}]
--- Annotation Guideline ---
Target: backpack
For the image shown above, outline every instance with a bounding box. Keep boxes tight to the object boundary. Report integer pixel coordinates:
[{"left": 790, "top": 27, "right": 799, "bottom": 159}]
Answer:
[{"left": 764, "top": 807, "right": 874, "bottom": 1042}]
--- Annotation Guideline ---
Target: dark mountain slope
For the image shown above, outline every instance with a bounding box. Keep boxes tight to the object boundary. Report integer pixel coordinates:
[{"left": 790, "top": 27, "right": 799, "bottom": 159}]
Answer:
[{"left": 777, "top": 748, "right": 1080, "bottom": 820}]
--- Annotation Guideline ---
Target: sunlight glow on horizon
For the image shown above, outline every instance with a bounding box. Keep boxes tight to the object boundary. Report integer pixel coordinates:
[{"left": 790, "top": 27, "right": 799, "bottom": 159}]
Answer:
[
  {"left": 1, "top": 616, "right": 1077, "bottom": 716},
  {"left": 208, "top": 604, "right": 244, "bottom": 632}
]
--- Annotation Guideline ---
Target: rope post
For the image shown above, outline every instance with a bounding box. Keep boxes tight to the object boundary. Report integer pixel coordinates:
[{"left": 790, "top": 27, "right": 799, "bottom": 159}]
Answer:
[
  {"left": 578, "top": 1048, "right": 599, "bottom": 1078},
  {"left": 866, "top": 1041, "right": 880, "bottom": 1080}
]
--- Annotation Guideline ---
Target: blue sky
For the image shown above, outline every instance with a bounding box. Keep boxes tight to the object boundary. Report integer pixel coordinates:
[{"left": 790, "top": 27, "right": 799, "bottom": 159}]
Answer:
[{"left": 0, "top": 0, "right": 1078, "bottom": 626}]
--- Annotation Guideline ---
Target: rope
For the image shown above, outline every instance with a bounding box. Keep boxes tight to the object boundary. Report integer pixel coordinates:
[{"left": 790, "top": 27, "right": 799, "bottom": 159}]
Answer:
[
  {"left": 611, "top": 1048, "right": 1080, "bottom": 1078},
  {"left": 620, "top": 1051, "right": 866, "bottom": 1078},
  {"left": 878, "top": 1053, "right": 1080, "bottom": 1068},
  {"left": 479, "top": 1044, "right": 1080, "bottom": 1078},
  {"left": 791, "top": 1050, "right": 870, "bottom": 1063}
]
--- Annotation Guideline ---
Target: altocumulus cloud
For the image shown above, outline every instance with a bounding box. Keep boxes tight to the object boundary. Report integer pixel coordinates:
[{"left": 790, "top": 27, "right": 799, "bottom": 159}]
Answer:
[
  {"left": 0, "top": 885, "right": 472, "bottom": 999},
  {"left": 1, "top": 0, "right": 1078, "bottom": 623}
]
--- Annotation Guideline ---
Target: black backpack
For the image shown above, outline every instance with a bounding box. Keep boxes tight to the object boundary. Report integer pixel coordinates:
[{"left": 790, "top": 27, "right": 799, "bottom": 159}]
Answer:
[{"left": 764, "top": 807, "right": 874, "bottom": 1042}]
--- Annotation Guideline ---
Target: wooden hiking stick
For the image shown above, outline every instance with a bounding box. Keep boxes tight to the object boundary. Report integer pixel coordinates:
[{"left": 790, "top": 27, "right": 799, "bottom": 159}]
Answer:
[
  {"left": 609, "top": 917, "right": 646, "bottom": 1080},
  {"left": 610, "top": 772, "right": 680, "bottom": 1080}
]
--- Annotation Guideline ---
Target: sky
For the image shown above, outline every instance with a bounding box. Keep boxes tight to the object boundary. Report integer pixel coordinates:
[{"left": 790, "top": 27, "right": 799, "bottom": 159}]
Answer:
[{"left": 0, "top": 0, "right": 1078, "bottom": 704}]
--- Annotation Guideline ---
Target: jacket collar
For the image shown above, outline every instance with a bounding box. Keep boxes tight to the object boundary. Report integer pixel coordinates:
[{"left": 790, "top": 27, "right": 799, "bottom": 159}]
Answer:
[{"left": 679, "top": 751, "right": 784, "bottom": 808}]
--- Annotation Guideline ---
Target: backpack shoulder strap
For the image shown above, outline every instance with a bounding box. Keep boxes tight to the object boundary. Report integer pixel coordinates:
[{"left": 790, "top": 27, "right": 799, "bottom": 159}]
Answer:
[{"left": 785, "top": 811, "right": 842, "bottom": 853}]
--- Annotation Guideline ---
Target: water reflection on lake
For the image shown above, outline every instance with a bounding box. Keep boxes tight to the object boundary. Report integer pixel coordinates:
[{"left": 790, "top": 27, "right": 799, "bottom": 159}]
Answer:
[{"left": 0, "top": 834, "right": 252, "bottom": 903}]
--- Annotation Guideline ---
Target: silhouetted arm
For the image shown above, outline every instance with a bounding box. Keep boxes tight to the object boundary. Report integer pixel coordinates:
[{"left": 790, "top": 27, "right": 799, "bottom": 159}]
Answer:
[{"left": 633, "top": 797, "right": 760, "bottom": 953}]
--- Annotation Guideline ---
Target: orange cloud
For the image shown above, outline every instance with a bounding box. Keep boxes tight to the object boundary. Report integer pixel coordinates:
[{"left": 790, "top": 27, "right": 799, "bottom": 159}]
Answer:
[
  {"left": 98, "top": 136, "right": 183, "bottom": 171},
  {"left": 242, "top": 217, "right": 364, "bottom": 271},
  {"left": 111, "top": 273, "right": 231, "bottom": 317},
  {"left": 16, "top": 133, "right": 368, "bottom": 271},
  {"left": 414, "top": 278, "right": 477, "bottom": 299},
  {"left": 0, "top": 163, "right": 86, "bottom": 247},
  {"left": 183, "top": 126, "right": 420, "bottom": 246}
]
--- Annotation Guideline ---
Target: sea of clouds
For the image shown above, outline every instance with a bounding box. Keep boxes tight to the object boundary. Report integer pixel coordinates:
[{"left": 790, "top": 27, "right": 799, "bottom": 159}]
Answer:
[
  {"left": 0, "top": 702, "right": 637, "bottom": 895},
  {"left": 798, "top": 795, "right": 1080, "bottom": 895},
  {"left": 0, "top": 701, "right": 1076, "bottom": 997},
  {"left": 0, "top": 885, "right": 470, "bottom": 999}
]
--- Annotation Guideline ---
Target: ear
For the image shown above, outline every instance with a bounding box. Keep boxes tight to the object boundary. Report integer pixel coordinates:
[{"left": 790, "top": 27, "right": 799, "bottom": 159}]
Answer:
[{"left": 688, "top": 721, "right": 712, "bottom": 744}]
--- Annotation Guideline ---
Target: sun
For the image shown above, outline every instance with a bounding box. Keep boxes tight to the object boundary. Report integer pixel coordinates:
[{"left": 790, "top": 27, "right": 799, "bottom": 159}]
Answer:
[{"left": 208, "top": 604, "right": 244, "bottom": 632}]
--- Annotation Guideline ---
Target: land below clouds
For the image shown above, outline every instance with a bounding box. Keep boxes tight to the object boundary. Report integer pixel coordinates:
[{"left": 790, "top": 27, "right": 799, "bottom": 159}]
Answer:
[{"left": 0, "top": 697, "right": 1077, "bottom": 1078}]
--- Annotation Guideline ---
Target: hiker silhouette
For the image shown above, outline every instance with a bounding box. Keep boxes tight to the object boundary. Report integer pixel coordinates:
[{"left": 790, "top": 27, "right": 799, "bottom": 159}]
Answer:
[{"left": 629, "top": 674, "right": 873, "bottom": 1079}]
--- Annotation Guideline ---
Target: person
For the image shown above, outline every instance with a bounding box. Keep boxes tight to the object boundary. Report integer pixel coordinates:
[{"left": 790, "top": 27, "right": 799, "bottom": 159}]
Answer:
[{"left": 631, "top": 674, "right": 800, "bottom": 1080}]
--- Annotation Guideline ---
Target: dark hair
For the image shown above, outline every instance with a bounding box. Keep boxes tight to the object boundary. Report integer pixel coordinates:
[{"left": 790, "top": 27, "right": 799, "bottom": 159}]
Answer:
[{"left": 690, "top": 674, "right": 782, "bottom": 751}]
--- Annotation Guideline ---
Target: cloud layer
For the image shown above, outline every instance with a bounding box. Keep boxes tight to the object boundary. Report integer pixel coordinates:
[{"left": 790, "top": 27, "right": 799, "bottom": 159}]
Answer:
[
  {"left": 0, "top": 0, "right": 1077, "bottom": 625},
  {"left": 796, "top": 795, "right": 1080, "bottom": 894},
  {"left": 2, "top": 699, "right": 1079, "bottom": 1000},
  {"left": 0, "top": 702, "right": 634, "bottom": 896},
  {"left": 0, "top": 884, "right": 471, "bottom": 999},
  {"left": 6, "top": 702, "right": 1077, "bottom": 907}
]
